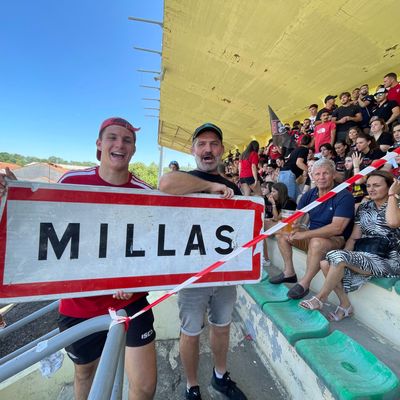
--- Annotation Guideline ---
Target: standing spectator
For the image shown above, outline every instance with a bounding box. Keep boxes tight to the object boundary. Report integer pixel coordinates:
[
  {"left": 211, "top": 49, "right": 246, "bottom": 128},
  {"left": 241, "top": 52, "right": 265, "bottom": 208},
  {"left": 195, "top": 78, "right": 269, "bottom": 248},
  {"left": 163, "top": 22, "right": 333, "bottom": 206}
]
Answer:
[
  {"left": 357, "top": 84, "right": 376, "bottom": 133},
  {"left": 351, "top": 88, "right": 360, "bottom": 105},
  {"left": 372, "top": 87, "right": 400, "bottom": 127},
  {"left": 383, "top": 72, "right": 400, "bottom": 106},
  {"left": 331, "top": 92, "right": 362, "bottom": 142},
  {"left": 265, "top": 140, "right": 282, "bottom": 161},
  {"left": 159, "top": 123, "right": 247, "bottom": 400},
  {"left": 312, "top": 111, "right": 336, "bottom": 155},
  {"left": 239, "top": 140, "right": 262, "bottom": 196},
  {"left": 169, "top": 160, "right": 180, "bottom": 171},
  {"left": 347, "top": 126, "right": 361, "bottom": 152},
  {"left": 315, "top": 95, "right": 338, "bottom": 125},
  {"left": 270, "top": 159, "right": 354, "bottom": 299},
  {"left": 369, "top": 118, "right": 393, "bottom": 152},
  {"left": 278, "top": 135, "right": 311, "bottom": 199},
  {"left": 308, "top": 104, "right": 319, "bottom": 128}
]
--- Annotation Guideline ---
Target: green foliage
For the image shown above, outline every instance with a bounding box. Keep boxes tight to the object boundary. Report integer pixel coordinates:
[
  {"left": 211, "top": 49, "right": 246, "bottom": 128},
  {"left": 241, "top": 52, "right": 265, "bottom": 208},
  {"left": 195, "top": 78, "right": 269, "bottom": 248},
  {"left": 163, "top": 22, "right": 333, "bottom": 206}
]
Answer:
[
  {"left": 0, "top": 152, "right": 95, "bottom": 167},
  {"left": 129, "top": 162, "right": 159, "bottom": 188}
]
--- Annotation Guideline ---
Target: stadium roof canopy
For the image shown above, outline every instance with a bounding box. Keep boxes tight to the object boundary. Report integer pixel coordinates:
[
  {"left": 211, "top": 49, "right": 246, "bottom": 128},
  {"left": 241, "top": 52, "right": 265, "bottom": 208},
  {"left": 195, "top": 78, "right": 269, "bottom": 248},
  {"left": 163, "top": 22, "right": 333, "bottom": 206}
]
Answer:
[{"left": 158, "top": 0, "right": 400, "bottom": 154}]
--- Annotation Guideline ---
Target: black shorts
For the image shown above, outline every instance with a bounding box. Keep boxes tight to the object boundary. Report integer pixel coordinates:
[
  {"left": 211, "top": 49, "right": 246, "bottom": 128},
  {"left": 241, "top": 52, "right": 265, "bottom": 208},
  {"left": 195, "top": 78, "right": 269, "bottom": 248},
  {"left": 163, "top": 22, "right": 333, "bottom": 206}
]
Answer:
[
  {"left": 239, "top": 176, "right": 255, "bottom": 185},
  {"left": 58, "top": 296, "right": 155, "bottom": 365}
]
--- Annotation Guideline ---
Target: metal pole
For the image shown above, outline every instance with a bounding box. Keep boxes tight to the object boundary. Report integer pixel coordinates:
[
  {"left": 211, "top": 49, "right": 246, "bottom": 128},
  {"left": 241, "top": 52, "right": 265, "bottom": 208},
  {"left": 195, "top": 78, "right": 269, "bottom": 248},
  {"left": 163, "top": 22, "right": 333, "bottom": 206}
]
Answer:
[
  {"left": 0, "top": 314, "right": 110, "bottom": 382},
  {"left": 0, "top": 301, "right": 59, "bottom": 339},
  {"left": 110, "top": 345, "right": 125, "bottom": 400},
  {"left": 128, "top": 16, "right": 163, "bottom": 28},
  {"left": 88, "top": 310, "right": 127, "bottom": 400},
  {"left": 158, "top": 145, "right": 164, "bottom": 185}
]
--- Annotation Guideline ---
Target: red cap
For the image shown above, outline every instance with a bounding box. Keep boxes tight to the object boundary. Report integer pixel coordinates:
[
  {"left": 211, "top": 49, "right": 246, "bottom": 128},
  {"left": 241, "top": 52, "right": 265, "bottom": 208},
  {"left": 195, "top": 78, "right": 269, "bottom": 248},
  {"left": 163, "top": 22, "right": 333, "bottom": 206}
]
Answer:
[{"left": 97, "top": 117, "right": 140, "bottom": 161}]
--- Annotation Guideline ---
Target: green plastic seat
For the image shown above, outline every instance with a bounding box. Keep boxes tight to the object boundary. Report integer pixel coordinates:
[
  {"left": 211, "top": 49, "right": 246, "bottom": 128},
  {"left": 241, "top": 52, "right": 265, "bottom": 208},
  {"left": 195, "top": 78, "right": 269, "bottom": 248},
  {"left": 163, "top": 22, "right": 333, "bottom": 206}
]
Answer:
[
  {"left": 295, "top": 330, "right": 400, "bottom": 400},
  {"left": 260, "top": 268, "right": 269, "bottom": 281},
  {"left": 243, "top": 280, "right": 289, "bottom": 307},
  {"left": 395, "top": 280, "right": 400, "bottom": 296},
  {"left": 370, "top": 277, "right": 400, "bottom": 291},
  {"left": 262, "top": 300, "right": 329, "bottom": 345}
]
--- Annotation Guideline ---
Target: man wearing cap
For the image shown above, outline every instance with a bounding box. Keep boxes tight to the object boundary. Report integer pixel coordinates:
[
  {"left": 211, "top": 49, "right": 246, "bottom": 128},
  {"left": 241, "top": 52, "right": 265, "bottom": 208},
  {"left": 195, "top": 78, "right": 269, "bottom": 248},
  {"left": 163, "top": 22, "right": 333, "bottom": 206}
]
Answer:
[
  {"left": 314, "top": 95, "right": 338, "bottom": 126},
  {"left": 371, "top": 87, "right": 400, "bottom": 127},
  {"left": 159, "top": 123, "right": 246, "bottom": 400},
  {"left": 57, "top": 118, "right": 157, "bottom": 400},
  {"left": 331, "top": 92, "right": 362, "bottom": 142}
]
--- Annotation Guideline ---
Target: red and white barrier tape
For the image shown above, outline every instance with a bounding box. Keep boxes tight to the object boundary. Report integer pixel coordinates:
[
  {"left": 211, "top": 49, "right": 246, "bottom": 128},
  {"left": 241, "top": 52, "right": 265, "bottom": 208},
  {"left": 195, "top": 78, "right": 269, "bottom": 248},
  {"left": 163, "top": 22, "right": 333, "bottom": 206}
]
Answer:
[{"left": 110, "top": 148, "right": 400, "bottom": 328}]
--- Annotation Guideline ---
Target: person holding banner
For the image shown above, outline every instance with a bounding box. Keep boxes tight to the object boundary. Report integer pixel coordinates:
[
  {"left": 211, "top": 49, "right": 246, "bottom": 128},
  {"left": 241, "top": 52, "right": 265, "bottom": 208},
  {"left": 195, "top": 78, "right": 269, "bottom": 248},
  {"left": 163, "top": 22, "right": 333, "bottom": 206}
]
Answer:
[
  {"left": 159, "top": 123, "right": 247, "bottom": 400},
  {"left": 0, "top": 118, "right": 157, "bottom": 400}
]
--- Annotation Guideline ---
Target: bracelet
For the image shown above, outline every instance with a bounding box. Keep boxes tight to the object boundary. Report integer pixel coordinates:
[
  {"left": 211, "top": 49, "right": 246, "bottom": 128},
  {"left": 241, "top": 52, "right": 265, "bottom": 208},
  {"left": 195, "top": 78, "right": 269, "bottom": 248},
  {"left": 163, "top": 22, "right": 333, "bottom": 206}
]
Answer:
[
  {"left": 388, "top": 193, "right": 397, "bottom": 197},
  {"left": 272, "top": 204, "right": 277, "bottom": 207}
]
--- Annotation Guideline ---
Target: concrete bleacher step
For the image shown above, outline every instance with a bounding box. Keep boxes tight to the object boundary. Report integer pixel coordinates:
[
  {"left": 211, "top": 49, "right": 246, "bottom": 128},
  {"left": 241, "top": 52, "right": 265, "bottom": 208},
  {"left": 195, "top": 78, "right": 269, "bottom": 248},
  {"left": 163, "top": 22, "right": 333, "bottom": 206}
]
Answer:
[
  {"left": 243, "top": 278, "right": 289, "bottom": 305},
  {"left": 296, "top": 330, "right": 400, "bottom": 400}
]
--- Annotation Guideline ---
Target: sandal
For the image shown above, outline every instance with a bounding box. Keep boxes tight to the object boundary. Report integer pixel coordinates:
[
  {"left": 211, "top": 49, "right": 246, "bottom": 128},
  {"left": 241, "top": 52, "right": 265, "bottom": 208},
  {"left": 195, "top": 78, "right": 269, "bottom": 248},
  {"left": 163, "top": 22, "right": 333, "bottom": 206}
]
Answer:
[
  {"left": 328, "top": 305, "right": 354, "bottom": 322},
  {"left": 299, "top": 296, "right": 323, "bottom": 311}
]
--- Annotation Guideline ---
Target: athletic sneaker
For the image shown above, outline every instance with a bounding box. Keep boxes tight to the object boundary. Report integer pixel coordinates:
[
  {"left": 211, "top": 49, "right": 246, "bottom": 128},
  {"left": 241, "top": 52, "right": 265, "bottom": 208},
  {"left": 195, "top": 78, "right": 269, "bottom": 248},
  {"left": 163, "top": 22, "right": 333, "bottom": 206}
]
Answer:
[
  {"left": 185, "top": 385, "right": 202, "bottom": 400},
  {"left": 211, "top": 369, "right": 247, "bottom": 400}
]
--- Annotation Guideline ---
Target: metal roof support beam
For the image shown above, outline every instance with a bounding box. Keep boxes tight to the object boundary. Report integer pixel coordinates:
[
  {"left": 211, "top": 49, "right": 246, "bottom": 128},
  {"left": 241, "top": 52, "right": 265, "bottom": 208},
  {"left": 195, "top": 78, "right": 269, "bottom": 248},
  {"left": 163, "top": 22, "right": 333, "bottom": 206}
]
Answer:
[
  {"left": 128, "top": 16, "right": 163, "bottom": 28},
  {"left": 137, "top": 69, "right": 161, "bottom": 74},
  {"left": 133, "top": 47, "right": 162, "bottom": 56},
  {"left": 142, "top": 98, "right": 160, "bottom": 101},
  {"left": 140, "top": 85, "right": 160, "bottom": 91}
]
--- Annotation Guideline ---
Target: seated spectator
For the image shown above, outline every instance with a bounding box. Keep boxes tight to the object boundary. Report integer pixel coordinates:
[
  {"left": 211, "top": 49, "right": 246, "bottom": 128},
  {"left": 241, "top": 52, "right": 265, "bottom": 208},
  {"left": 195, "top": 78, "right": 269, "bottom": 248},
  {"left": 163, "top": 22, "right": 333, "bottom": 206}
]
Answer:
[
  {"left": 298, "top": 158, "right": 318, "bottom": 201},
  {"left": 331, "top": 92, "right": 362, "bottom": 142},
  {"left": 369, "top": 118, "right": 393, "bottom": 152},
  {"left": 299, "top": 171, "right": 400, "bottom": 321},
  {"left": 333, "top": 140, "right": 349, "bottom": 182},
  {"left": 315, "top": 95, "right": 338, "bottom": 126},
  {"left": 261, "top": 162, "right": 278, "bottom": 183},
  {"left": 312, "top": 111, "right": 336, "bottom": 155},
  {"left": 263, "top": 182, "right": 297, "bottom": 266},
  {"left": 269, "top": 159, "right": 355, "bottom": 299},
  {"left": 278, "top": 135, "right": 311, "bottom": 199},
  {"left": 357, "top": 84, "right": 376, "bottom": 133},
  {"left": 345, "top": 155, "right": 365, "bottom": 205},
  {"left": 320, "top": 143, "right": 336, "bottom": 161},
  {"left": 383, "top": 72, "right": 400, "bottom": 106},
  {"left": 371, "top": 87, "right": 400, "bottom": 128},
  {"left": 239, "top": 140, "right": 262, "bottom": 196},
  {"left": 169, "top": 160, "right": 180, "bottom": 171},
  {"left": 347, "top": 126, "right": 361, "bottom": 152},
  {"left": 261, "top": 181, "right": 274, "bottom": 219},
  {"left": 389, "top": 122, "right": 400, "bottom": 151}
]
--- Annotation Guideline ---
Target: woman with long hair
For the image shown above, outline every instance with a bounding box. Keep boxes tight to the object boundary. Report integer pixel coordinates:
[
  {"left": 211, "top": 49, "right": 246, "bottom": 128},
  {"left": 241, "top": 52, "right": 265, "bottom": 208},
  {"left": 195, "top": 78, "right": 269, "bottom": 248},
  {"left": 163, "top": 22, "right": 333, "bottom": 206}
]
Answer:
[
  {"left": 347, "top": 126, "right": 361, "bottom": 153},
  {"left": 299, "top": 171, "right": 400, "bottom": 321},
  {"left": 239, "top": 140, "right": 261, "bottom": 196}
]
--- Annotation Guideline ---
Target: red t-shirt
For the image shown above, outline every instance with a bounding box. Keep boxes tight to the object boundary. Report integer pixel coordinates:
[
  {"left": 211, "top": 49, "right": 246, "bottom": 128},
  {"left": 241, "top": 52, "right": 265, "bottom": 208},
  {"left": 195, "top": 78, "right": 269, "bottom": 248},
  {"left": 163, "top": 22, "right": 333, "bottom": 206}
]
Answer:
[
  {"left": 58, "top": 166, "right": 152, "bottom": 318},
  {"left": 313, "top": 121, "right": 336, "bottom": 152},
  {"left": 387, "top": 83, "right": 400, "bottom": 106},
  {"left": 266, "top": 145, "right": 281, "bottom": 160},
  {"left": 239, "top": 151, "right": 259, "bottom": 178}
]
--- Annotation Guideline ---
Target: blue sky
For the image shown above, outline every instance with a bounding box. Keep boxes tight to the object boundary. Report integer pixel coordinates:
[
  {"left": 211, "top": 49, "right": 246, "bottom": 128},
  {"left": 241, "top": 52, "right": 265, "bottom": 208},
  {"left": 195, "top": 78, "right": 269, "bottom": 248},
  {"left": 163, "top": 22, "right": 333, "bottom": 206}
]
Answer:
[{"left": 0, "top": 1, "right": 194, "bottom": 168}]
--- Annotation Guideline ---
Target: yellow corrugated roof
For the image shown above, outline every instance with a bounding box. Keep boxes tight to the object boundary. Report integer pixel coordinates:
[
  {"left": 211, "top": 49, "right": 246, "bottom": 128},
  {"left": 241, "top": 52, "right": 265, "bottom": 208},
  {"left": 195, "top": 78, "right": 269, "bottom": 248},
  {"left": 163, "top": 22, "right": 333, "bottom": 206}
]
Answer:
[{"left": 159, "top": 0, "right": 400, "bottom": 153}]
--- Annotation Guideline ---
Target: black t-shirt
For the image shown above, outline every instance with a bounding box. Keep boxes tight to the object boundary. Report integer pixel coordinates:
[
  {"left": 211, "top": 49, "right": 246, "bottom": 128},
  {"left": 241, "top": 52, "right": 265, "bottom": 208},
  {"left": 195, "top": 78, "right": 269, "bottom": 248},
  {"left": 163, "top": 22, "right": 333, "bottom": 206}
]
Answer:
[
  {"left": 264, "top": 198, "right": 273, "bottom": 218},
  {"left": 334, "top": 155, "right": 346, "bottom": 172},
  {"left": 359, "top": 149, "right": 385, "bottom": 169},
  {"left": 374, "top": 132, "right": 394, "bottom": 147},
  {"left": 372, "top": 100, "right": 398, "bottom": 123},
  {"left": 277, "top": 198, "right": 297, "bottom": 213},
  {"left": 281, "top": 146, "right": 308, "bottom": 177},
  {"left": 188, "top": 170, "right": 242, "bottom": 196},
  {"left": 332, "top": 104, "right": 361, "bottom": 133},
  {"left": 316, "top": 106, "right": 337, "bottom": 122}
]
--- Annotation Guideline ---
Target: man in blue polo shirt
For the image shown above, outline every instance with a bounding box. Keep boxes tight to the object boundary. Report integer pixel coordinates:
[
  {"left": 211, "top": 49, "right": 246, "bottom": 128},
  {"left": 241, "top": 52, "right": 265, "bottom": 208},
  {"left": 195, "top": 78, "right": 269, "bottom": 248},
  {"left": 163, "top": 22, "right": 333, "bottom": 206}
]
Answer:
[{"left": 269, "top": 158, "right": 354, "bottom": 299}]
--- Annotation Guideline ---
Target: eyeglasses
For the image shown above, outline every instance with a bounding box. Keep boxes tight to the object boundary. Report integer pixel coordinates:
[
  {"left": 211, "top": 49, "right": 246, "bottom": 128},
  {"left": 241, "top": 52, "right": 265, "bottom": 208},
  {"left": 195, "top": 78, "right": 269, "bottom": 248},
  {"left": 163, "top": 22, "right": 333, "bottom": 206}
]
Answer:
[{"left": 375, "top": 93, "right": 385, "bottom": 97}]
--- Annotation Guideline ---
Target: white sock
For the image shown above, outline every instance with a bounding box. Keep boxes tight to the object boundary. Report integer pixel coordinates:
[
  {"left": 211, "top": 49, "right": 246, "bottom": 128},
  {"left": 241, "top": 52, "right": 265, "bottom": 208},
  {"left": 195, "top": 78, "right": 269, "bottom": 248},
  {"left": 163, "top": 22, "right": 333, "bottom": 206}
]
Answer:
[{"left": 214, "top": 368, "right": 225, "bottom": 379}]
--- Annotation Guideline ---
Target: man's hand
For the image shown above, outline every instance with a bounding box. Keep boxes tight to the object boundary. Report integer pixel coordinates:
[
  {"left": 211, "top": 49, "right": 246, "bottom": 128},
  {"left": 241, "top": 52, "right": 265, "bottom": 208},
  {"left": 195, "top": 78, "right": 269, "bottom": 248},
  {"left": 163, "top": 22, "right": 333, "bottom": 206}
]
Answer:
[
  {"left": 209, "top": 182, "right": 235, "bottom": 199},
  {"left": 288, "top": 230, "right": 308, "bottom": 242},
  {"left": 113, "top": 290, "right": 133, "bottom": 300},
  {"left": 0, "top": 167, "right": 17, "bottom": 198}
]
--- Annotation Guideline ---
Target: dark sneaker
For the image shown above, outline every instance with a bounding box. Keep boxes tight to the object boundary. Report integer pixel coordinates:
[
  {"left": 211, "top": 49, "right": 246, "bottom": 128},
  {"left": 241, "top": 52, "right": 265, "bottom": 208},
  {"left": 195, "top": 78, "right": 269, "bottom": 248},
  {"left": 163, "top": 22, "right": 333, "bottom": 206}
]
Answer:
[
  {"left": 185, "top": 385, "right": 202, "bottom": 400},
  {"left": 211, "top": 369, "right": 247, "bottom": 400}
]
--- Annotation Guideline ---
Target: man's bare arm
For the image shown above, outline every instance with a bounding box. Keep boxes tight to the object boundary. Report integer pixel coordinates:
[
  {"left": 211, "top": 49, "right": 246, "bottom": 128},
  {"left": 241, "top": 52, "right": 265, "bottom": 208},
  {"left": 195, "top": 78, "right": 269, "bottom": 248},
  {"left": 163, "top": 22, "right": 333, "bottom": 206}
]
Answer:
[
  {"left": 159, "top": 171, "right": 235, "bottom": 198},
  {"left": 290, "top": 216, "right": 351, "bottom": 240}
]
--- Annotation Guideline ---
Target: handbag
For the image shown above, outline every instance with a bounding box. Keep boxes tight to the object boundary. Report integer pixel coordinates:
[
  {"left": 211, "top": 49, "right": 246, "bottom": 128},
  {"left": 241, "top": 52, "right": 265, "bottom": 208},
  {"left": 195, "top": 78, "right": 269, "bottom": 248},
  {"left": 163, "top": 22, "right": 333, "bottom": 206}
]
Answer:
[{"left": 353, "top": 236, "right": 391, "bottom": 258}]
